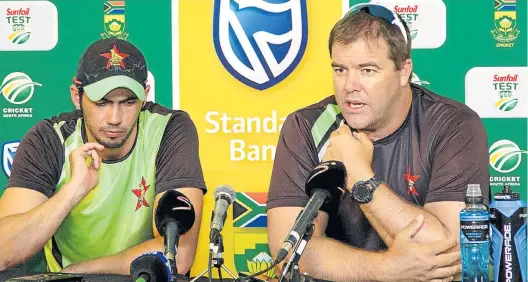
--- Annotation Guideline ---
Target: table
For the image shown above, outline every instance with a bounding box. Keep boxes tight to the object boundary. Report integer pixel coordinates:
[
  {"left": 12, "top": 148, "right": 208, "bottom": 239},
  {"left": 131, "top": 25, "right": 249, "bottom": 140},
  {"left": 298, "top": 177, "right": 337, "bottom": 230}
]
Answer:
[{"left": 0, "top": 267, "right": 235, "bottom": 282}]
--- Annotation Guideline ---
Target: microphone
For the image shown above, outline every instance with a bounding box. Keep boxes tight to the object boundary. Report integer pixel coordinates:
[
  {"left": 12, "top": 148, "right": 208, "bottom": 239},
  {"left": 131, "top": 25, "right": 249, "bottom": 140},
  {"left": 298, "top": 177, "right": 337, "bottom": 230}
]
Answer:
[
  {"left": 130, "top": 251, "right": 171, "bottom": 282},
  {"left": 209, "top": 185, "right": 236, "bottom": 243},
  {"left": 154, "top": 190, "right": 195, "bottom": 280},
  {"left": 275, "top": 160, "right": 347, "bottom": 263}
]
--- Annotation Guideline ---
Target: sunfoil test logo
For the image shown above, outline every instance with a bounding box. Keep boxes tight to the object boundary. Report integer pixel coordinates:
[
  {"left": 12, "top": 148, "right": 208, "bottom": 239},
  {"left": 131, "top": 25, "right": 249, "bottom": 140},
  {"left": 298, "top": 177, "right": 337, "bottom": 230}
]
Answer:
[
  {"left": 5, "top": 7, "right": 31, "bottom": 44},
  {"left": 489, "top": 140, "right": 527, "bottom": 173},
  {"left": 393, "top": 4, "right": 419, "bottom": 40},
  {"left": 213, "top": 0, "right": 308, "bottom": 90},
  {"left": 493, "top": 74, "right": 519, "bottom": 112}
]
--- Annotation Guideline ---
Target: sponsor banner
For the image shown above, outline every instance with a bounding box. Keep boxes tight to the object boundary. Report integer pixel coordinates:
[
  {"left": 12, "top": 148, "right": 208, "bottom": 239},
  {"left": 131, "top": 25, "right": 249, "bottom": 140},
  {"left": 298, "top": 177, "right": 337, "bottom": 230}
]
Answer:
[
  {"left": 233, "top": 192, "right": 268, "bottom": 228},
  {"left": 233, "top": 232, "right": 276, "bottom": 278},
  {"left": 1, "top": 72, "right": 41, "bottom": 119},
  {"left": 179, "top": 0, "right": 342, "bottom": 276},
  {"left": 0, "top": 1, "right": 58, "bottom": 51},
  {"left": 465, "top": 67, "right": 527, "bottom": 118},
  {"left": 492, "top": 0, "right": 520, "bottom": 48},
  {"left": 345, "top": 0, "right": 447, "bottom": 49},
  {"left": 2, "top": 140, "right": 19, "bottom": 178},
  {"left": 101, "top": 0, "right": 128, "bottom": 40},
  {"left": 484, "top": 119, "right": 527, "bottom": 200}
]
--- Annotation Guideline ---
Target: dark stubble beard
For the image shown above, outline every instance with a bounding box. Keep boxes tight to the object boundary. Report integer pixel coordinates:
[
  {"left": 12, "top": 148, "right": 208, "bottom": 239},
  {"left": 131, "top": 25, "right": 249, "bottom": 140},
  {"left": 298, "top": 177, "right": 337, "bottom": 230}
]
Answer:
[{"left": 85, "top": 119, "right": 137, "bottom": 149}]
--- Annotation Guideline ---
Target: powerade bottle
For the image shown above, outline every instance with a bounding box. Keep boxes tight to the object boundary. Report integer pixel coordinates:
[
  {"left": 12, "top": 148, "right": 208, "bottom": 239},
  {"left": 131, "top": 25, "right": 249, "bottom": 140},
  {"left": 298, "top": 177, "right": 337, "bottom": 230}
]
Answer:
[
  {"left": 460, "top": 184, "right": 490, "bottom": 282},
  {"left": 490, "top": 186, "right": 527, "bottom": 282}
]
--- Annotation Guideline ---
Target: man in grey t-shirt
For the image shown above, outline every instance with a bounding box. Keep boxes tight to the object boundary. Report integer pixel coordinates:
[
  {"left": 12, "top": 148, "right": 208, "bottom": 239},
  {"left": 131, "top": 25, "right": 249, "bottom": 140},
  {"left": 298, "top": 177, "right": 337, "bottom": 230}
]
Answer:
[{"left": 267, "top": 4, "right": 489, "bottom": 282}]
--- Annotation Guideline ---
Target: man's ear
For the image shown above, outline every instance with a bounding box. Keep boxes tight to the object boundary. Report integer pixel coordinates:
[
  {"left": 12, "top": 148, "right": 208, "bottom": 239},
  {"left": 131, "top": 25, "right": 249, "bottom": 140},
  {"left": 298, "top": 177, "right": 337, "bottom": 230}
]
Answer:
[
  {"left": 70, "top": 85, "right": 81, "bottom": 109},
  {"left": 399, "top": 58, "right": 413, "bottom": 86},
  {"left": 143, "top": 85, "right": 151, "bottom": 106}
]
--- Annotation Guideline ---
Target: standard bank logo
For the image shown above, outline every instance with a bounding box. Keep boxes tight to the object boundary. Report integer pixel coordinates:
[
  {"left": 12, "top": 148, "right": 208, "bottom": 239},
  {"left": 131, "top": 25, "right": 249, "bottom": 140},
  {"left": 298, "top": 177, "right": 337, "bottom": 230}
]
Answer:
[
  {"left": 213, "top": 0, "right": 308, "bottom": 90},
  {"left": 489, "top": 140, "right": 527, "bottom": 173},
  {"left": 0, "top": 72, "right": 41, "bottom": 105},
  {"left": 2, "top": 141, "right": 19, "bottom": 177}
]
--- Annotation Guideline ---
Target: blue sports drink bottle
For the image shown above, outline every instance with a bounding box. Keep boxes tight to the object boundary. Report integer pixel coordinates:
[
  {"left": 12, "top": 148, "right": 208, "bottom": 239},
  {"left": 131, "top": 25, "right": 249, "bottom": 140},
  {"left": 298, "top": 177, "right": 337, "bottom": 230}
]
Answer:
[{"left": 490, "top": 186, "right": 527, "bottom": 282}]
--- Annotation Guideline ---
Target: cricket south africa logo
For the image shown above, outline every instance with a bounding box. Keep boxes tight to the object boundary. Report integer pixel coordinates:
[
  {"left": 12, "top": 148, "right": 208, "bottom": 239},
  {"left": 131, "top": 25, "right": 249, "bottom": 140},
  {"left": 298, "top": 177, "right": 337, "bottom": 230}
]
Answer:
[
  {"left": 1, "top": 72, "right": 41, "bottom": 105},
  {"left": 489, "top": 140, "right": 527, "bottom": 173},
  {"left": 213, "top": 0, "right": 308, "bottom": 90}
]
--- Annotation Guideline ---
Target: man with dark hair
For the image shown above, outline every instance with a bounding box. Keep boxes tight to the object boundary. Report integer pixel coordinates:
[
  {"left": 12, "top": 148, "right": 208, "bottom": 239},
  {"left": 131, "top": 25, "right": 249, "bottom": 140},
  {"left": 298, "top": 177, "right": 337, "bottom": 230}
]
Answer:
[
  {"left": 0, "top": 38, "right": 206, "bottom": 275},
  {"left": 267, "top": 4, "right": 489, "bottom": 281}
]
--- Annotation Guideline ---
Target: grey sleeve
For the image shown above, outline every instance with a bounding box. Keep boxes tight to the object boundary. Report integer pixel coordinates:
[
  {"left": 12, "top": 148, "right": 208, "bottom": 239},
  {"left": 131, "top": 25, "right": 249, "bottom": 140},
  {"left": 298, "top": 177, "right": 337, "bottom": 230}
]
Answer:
[
  {"left": 267, "top": 112, "right": 319, "bottom": 210},
  {"left": 155, "top": 111, "right": 207, "bottom": 195},
  {"left": 6, "top": 121, "right": 64, "bottom": 198},
  {"left": 426, "top": 110, "right": 490, "bottom": 205}
]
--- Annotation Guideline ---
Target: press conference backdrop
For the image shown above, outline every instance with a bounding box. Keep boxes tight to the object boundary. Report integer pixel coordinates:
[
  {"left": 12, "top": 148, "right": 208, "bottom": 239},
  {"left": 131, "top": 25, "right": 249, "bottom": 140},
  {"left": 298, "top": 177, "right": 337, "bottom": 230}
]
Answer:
[{"left": 0, "top": 0, "right": 526, "bottom": 278}]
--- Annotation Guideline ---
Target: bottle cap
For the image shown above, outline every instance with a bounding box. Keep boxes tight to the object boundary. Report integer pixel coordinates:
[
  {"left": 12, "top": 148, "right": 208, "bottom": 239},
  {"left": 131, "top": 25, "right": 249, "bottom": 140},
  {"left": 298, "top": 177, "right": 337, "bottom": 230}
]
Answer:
[{"left": 465, "top": 184, "right": 483, "bottom": 204}]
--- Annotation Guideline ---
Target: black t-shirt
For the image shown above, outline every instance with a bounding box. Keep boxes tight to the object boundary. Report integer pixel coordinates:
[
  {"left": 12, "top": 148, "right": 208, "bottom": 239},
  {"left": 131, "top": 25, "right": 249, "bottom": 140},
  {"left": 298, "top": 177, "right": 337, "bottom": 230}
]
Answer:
[{"left": 267, "top": 84, "right": 490, "bottom": 251}]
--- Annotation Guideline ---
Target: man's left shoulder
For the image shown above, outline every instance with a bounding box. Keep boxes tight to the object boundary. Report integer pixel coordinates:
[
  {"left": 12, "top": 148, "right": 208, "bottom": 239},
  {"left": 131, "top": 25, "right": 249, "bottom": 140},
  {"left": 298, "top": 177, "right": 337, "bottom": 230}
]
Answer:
[{"left": 413, "top": 84, "right": 481, "bottom": 124}]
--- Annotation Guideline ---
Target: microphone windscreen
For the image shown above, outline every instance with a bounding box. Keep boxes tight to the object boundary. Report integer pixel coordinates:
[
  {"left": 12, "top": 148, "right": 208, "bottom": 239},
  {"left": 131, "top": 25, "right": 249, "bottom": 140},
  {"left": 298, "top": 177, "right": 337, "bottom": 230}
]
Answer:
[
  {"left": 155, "top": 190, "right": 195, "bottom": 237},
  {"left": 130, "top": 251, "right": 170, "bottom": 282},
  {"left": 305, "top": 160, "right": 347, "bottom": 203},
  {"left": 213, "top": 185, "right": 236, "bottom": 204}
]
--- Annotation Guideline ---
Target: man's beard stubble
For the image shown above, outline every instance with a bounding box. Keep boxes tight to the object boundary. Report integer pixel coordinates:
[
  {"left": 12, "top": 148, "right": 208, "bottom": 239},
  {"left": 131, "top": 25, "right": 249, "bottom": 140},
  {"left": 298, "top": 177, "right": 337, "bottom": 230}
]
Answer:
[{"left": 85, "top": 118, "right": 136, "bottom": 149}]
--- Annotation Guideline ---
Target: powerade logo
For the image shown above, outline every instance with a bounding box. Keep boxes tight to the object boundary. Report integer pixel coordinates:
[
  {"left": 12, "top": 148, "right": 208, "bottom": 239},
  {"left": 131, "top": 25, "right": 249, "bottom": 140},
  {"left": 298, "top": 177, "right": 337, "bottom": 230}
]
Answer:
[
  {"left": 493, "top": 74, "right": 519, "bottom": 112},
  {"left": 1, "top": 72, "right": 40, "bottom": 118},
  {"left": 5, "top": 7, "right": 31, "bottom": 44},
  {"left": 503, "top": 223, "right": 513, "bottom": 281},
  {"left": 460, "top": 225, "right": 489, "bottom": 230},
  {"left": 489, "top": 140, "right": 527, "bottom": 173}
]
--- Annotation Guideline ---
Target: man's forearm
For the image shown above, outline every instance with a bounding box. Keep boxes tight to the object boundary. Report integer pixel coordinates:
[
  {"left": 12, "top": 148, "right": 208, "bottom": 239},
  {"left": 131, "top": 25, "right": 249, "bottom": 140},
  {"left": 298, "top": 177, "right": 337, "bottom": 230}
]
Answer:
[
  {"left": 0, "top": 184, "right": 80, "bottom": 271},
  {"left": 62, "top": 230, "right": 199, "bottom": 276},
  {"left": 61, "top": 237, "right": 164, "bottom": 275},
  {"left": 293, "top": 237, "right": 387, "bottom": 282},
  {"left": 361, "top": 184, "right": 450, "bottom": 245}
]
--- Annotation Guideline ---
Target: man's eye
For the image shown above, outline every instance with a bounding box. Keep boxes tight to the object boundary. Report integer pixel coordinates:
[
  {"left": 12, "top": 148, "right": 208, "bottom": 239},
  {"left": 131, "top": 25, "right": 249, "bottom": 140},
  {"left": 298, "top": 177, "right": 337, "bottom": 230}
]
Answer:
[
  {"left": 333, "top": 68, "right": 346, "bottom": 75},
  {"left": 361, "top": 68, "right": 376, "bottom": 74}
]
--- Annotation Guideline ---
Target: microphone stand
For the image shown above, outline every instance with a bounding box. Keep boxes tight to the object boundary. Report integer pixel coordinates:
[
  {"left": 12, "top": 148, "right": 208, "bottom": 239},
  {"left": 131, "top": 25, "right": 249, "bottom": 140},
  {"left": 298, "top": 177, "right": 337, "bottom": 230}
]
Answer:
[
  {"left": 164, "top": 221, "right": 180, "bottom": 282},
  {"left": 279, "top": 223, "right": 315, "bottom": 282},
  {"left": 191, "top": 233, "right": 237, "bottom": 282}
]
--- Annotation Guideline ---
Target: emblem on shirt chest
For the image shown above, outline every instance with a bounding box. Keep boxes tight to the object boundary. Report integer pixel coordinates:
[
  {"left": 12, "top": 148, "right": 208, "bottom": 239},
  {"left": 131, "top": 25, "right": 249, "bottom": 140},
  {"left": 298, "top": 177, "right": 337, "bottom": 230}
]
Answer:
[
  {"left": 131, "top": 176, "right": 150, "bottom": 211},
  {"left": 403, "top": 166, "right": 420, "bottom": 196}
]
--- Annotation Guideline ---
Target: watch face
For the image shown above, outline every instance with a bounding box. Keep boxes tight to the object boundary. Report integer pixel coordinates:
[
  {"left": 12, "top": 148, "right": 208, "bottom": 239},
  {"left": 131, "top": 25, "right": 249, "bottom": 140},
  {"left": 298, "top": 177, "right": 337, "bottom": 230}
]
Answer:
[{"left": 353, "top": 184, "right": 371, "bottom": 203}]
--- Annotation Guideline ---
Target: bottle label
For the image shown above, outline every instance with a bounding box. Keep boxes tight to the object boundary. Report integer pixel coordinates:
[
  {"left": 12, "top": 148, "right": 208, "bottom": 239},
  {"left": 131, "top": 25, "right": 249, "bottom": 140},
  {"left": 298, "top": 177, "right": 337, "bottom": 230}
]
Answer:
[{"left": 461, "top": 220, "right": 489, "bottom": 242}]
